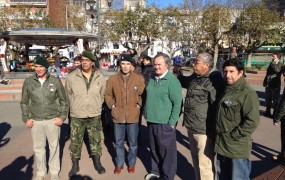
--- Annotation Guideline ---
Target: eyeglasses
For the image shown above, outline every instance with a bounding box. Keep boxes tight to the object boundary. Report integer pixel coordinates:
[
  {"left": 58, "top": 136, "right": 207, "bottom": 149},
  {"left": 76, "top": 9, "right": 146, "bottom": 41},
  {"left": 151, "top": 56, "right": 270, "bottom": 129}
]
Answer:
[{"left": 192, "top": 59, "right": 204, "bottom": 65}]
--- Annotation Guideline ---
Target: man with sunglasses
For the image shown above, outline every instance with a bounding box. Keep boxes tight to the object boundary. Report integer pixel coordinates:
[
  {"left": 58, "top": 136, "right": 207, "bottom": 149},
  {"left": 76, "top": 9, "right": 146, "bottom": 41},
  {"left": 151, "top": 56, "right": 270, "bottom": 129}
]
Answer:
[{"left": 178, "top": 52, "right": 225, "bottom": 180}]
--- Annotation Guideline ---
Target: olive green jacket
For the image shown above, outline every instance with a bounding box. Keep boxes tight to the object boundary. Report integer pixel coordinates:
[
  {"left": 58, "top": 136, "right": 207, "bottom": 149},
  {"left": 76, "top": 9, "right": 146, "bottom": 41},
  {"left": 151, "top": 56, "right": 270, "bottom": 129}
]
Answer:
[
  {"left": 20, "top": 73, "right": 68, "bottom": 123},
  {"left": 214, "top": 77, "right": 260, "bottom": 159}
]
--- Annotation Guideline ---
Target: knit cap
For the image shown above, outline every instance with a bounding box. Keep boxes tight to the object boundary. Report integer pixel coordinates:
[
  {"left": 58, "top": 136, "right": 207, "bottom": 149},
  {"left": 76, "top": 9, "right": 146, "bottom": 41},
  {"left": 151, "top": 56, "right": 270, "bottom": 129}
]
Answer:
[{"left": 34, "top": 56, "right": 50, "bottom": 69}]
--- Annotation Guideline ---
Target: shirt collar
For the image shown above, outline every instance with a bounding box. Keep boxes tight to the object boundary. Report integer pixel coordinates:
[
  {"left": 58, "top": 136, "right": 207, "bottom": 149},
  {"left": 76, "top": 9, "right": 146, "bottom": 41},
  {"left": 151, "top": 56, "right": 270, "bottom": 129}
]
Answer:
[{"left": 155, "top": 70, "right": 168, "bottom": 80}]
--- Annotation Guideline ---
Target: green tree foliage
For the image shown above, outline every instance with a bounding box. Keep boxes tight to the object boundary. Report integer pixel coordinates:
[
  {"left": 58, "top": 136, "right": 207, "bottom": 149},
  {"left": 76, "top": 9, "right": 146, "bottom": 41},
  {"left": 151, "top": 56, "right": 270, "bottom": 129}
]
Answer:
[
  {"left": 201, "top": 4, "right": 232, "bottom": 65},
  {"left": 66, "top": 5, "right": 86, "bottom": 31},
  {"left": 233, "top": 1, "right": 281, "bottom": 66},
  {"left": 101, "top": 5, "right": 163, "bottom": 55},
  {"left": 0, "top": 8, "right": 10, "bottom": 32}
]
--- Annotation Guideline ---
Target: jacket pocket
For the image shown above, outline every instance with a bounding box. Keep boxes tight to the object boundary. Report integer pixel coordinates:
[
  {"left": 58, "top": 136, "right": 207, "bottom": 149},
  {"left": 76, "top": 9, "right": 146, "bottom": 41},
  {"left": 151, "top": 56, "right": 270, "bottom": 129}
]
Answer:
[
  {"left": 111, "top": 107, "right": 119, "bottom": 121},
  {"left": 128, "top": 106, "right": 140, "bottom": 122},
  {"left": 223, "top": 101, "right": 240, "bottom": 121},
  {"left": 221, "top": 132, "right": 251, "bottom": 157}
]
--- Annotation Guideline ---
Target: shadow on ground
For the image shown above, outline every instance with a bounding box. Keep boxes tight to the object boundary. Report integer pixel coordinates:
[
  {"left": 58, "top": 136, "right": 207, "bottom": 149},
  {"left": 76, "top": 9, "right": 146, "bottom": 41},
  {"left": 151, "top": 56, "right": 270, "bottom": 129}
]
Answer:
[
  {"left": 251, "top": 142, "right": 280, "bottom": 178},
  {"left": 0, "top": 155, "right": 34, "bottom": 180},
  {"left": 0, "top": 122, "right": 11, "bottom": 148},
  {"left": 256, "top": 91, "right": 266, "bottom": 107}
]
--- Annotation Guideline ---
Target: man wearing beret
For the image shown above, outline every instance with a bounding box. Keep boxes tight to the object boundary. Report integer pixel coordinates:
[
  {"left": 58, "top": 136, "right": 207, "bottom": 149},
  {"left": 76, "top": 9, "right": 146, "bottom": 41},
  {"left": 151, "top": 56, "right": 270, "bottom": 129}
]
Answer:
[
  {"left": 105, "top": 53, "right": 145, "bottom": 174},
  {"left": 20, "top": 56, "right": 68, "bottom": 180},
  {"left": 65, "top": 50, "right": 106, "bottom": 177}
]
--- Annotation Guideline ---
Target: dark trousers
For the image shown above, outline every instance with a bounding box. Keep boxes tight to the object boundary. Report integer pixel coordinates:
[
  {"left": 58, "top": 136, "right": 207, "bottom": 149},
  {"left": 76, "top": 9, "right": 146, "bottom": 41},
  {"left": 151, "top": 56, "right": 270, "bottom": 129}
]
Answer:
[
  {"left": 148, "top": 123, "right": 177, "bottom": 180},
  {"left": 281, "top": 116, "right": 285, "bottom": 153},
  {"left": 265, "top": 87, "right": 280, "bottom": 116}
]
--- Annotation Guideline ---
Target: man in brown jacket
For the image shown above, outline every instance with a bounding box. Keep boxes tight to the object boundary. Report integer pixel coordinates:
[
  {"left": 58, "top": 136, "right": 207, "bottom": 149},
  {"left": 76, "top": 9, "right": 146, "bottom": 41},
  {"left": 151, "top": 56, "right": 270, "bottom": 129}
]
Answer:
[{"left": 105, "top": 54, "right": 145, "bottom": 174}]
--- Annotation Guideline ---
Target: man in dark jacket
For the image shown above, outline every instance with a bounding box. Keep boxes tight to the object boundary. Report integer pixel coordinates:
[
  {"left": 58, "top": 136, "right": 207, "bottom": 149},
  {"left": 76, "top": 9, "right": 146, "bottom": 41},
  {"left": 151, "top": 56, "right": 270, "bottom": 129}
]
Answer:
[
  {"left": 273, "top": 87, "right": 285, "bottom": 161},
  {"left": 178, "top": 53, "right": 225, "bottom": 180},
  {"left": 215, "top": 59, "right": 260, "bottom": 180},
  {"left": 263, "top": 53, "right": 283, "bottom": 118},
  {"left": 105, "top": 54, "right": 145, "bottom": 174},
  {"left": 20, "top": 57, "right": 68, "bottom": 180},
  {"left": 142, "top": 55, "right": 154, "bottom": 86}
]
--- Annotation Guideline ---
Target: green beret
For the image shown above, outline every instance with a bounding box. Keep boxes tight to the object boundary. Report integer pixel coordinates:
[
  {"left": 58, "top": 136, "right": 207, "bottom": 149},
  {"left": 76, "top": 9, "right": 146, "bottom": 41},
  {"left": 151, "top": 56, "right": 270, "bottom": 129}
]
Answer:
[
  {"left": 34, "top": 56, "right": 49, "bottom": 69},
  {"left": 82, "top": 50, "right": 96, "bottom": 62}
]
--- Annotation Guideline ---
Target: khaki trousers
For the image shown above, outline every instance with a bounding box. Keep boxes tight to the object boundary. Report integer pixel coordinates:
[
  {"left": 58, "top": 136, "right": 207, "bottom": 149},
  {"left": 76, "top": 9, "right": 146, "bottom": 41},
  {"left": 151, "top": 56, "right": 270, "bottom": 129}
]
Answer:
[
  {"left": 188, "top": 131, "right": 215, "bottom": 180},
  {"left": 31, "top": 119, "right": 60, "bottom": 177}
]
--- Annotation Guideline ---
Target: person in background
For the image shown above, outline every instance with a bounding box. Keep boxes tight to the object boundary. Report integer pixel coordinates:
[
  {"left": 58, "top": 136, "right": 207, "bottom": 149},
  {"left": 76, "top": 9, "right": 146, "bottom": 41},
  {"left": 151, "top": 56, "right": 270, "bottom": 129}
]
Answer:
[
  {"left": 272, "top": 86, "right": 285, "bottom": 161},
  {"left": 216, "top": 55, "right": 226, "bottom": 78},
  {"left": 105, "top": 54, "right": 145, "bottom": 174},
  {"left": 65, "top": 50, "right": 106, "bottom": 177},
  {"left": 20, "top": 56, "right": 68, "bottom": 180},
  {"left": 54, "top": 53, "right": 61, "bottom": 78},
  {"left": 215, "top": 59, "right": 260, "bottom": 180},
  {"left": 69, "top": 56, "right": 81, "bottom": 73},
  {"left": 263, "top": 53, "right": 283, "bottom": 118},
  {"left": 144, "top": 53, "right": 183, "bottom": 180},
  {"left": 229, "top": 47, "right": 238, "bottom": 59},
  {"left": 142, "top": 55, "right": 154, "bottom": 86}
]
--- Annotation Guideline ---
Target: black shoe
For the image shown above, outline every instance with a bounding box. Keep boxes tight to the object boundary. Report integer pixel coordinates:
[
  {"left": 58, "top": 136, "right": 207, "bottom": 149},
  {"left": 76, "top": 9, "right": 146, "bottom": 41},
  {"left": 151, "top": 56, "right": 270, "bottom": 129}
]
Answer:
[
  {"left": 91, "top": 155, "right": 106, "bottom": 174},
  {"left": 263, "top": 112, "right": 272, "bottom": 118}
]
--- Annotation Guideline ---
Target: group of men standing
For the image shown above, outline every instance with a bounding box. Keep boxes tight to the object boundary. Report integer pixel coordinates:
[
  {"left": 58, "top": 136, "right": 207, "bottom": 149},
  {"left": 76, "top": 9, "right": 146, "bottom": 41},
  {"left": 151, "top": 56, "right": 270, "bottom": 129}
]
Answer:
[{"left": 20, "top": 50, "right": 260, "bottom": 180}]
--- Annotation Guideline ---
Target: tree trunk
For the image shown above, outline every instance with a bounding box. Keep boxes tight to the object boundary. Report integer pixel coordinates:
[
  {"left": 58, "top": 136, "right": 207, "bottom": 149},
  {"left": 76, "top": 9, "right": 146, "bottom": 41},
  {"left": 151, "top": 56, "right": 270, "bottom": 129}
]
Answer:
[
  {"left": 247, "top": 52, "right": 252, "bottom": 67},
  {"left": 213, "top": 43, "right": 219, "bottom": 70}
]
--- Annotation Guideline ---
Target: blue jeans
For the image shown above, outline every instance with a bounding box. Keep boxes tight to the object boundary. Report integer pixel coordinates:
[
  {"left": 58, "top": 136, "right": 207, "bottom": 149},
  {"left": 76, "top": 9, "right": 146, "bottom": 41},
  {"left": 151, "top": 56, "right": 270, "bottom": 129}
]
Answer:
[
  {"left": 55, "top": 67, "right": 61, "bottom": 78},
  {"left": 114, "top": 123, "right": 138, "bottom": 167},
  {"left": 217, "top": 154, "right": 251, "bottom": 180}
]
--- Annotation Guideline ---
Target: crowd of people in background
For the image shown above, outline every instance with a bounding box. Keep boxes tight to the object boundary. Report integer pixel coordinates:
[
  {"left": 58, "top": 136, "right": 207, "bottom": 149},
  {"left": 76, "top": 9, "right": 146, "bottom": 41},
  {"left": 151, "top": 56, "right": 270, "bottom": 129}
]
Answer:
[{"left": 20, "top": 47, "right": 285, "bottom": 180}]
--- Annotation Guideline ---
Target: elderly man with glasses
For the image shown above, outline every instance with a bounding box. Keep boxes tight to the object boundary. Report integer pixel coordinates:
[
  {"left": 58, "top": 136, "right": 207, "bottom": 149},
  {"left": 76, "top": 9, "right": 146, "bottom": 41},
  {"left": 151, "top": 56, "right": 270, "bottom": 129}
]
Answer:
[{"left": 178, "top": 52, "right": 225, "bottom": 180}]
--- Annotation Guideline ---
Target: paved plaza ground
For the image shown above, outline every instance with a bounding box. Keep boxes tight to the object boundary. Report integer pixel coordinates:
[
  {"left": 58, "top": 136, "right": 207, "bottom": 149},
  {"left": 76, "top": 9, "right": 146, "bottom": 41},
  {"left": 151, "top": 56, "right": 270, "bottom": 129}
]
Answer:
[{"left": 0, "top": 69, "right": 283, "bottom": 179}]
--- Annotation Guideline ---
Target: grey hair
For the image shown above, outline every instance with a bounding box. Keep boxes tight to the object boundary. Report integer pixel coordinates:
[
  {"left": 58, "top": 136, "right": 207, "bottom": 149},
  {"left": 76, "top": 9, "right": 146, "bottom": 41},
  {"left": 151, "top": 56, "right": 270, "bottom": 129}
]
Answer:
[
  {"left": 197, "top": 53, "right": 214, "bottom": 67},
  {"left": 153, "top": 53, "right": 171, "bottom": 69}
]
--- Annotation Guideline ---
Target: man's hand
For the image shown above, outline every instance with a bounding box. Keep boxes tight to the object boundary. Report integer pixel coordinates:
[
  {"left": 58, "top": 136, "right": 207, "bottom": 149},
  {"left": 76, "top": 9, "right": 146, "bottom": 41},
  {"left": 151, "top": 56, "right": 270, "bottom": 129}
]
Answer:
[
  {"left": 274, "top": 119, "right": 280, "bottom": 126},
  {"left": 25, "top": 119, "right": 33, "bottom": 128},
  {"left": 54, "top": 118, "right": 63, "bottom": 126}
]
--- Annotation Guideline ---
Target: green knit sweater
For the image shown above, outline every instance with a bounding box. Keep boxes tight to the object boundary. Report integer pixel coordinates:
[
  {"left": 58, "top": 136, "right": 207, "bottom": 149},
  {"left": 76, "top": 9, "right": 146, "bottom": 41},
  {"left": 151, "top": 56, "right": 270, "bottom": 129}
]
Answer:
[{"left": 144, "top": 71, "right": 183, "bottom": 126}]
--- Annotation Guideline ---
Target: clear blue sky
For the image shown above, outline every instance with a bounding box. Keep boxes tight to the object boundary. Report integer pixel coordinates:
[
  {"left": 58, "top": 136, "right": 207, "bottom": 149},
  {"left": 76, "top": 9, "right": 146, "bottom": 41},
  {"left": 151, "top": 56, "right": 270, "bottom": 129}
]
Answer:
[{"left": 146, "top": 0, "right": 184, "bottom": 8}]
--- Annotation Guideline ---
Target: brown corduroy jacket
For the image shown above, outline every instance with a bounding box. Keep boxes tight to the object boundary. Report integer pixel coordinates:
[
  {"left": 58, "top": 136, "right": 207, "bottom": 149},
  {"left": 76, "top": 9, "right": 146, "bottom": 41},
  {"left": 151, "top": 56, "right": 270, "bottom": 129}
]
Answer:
[{"left": 105, "top": 72, "right": 145, "bottom": 123}]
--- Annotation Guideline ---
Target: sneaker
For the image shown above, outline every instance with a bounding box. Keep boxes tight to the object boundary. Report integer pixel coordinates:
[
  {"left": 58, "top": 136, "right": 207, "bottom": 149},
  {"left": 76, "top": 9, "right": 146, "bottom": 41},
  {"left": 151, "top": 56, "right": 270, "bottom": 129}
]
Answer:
[{"left": 145, "top": 173, "right": 160, "bottom": 180}]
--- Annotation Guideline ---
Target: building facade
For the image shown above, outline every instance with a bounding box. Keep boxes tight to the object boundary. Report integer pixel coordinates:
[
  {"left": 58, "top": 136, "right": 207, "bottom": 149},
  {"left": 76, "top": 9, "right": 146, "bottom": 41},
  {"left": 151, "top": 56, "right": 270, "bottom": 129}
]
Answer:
[
  {"left": 124, "top": 0, "right": 146, "bottom": 11},
  {"left": 48, "top": 0, "right": 66, "bottom": 28}
]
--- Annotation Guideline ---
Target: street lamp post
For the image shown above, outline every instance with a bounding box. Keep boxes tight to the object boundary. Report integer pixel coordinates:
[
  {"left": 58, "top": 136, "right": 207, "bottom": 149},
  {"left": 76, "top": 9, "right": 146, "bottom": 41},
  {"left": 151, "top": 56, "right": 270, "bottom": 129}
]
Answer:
[{"left": 85, "top": 0, "right": 99, "bottom": 55}]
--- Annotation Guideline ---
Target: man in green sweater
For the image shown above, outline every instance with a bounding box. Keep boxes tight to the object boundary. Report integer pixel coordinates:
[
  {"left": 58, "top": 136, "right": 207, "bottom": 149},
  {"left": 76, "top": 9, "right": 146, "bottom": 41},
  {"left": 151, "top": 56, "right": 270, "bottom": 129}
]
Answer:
[
  {"left": 215, "top": 59, "right": 260, "bottom": 180},
  {"left": 144, "top": 53, "right": 183, "bottom": 180}
]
